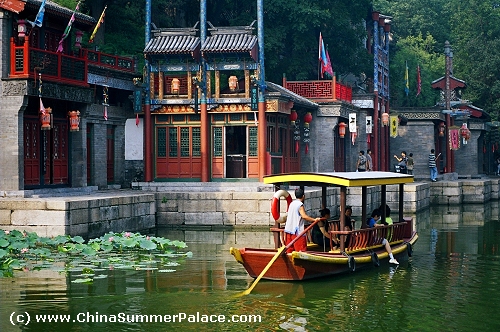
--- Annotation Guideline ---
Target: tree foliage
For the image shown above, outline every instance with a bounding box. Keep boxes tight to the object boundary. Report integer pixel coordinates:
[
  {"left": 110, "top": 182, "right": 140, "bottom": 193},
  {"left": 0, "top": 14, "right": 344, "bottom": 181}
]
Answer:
[
  {"left": 50, "top": 0, "right": 500, "bottom": 115},
  {"left": 53, "top": 0, "right": 372, "bottom": 83}
]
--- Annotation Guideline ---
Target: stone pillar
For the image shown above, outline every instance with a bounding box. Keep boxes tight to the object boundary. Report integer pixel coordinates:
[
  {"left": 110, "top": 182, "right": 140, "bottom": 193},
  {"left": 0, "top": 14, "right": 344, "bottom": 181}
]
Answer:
[{"left": 0, "top": 93, "right": 26, "bottom": 192}]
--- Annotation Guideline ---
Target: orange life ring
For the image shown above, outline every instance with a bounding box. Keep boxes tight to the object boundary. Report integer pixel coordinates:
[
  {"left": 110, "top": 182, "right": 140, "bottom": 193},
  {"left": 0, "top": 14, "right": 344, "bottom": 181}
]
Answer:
[{"left": 271, "top": 189, "right": 293, "bottom": 221}]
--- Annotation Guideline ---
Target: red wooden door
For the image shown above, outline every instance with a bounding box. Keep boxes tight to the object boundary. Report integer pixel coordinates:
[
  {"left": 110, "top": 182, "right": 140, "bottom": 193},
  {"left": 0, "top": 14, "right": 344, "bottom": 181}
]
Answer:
[
  {"left": 24, "top": 118, "right": 40, "bottom": 185},
  {"left": 24, "top": 118, "right": 69, "bottom": 186},
  {"left": 51, "top": 121, "right": 69, "bottom": 184}
]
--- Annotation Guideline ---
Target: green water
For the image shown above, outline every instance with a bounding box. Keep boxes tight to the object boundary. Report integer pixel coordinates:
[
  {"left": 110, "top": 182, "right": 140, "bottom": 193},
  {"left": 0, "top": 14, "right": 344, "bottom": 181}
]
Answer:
[{"left": 2, "top": 204, "right": 500, "bottom": 331}]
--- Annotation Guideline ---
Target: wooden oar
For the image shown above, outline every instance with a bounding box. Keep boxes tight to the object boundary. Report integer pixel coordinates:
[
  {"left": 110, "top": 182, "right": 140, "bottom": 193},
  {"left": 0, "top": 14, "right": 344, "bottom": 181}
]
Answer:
[{"left": 239, "top": 218, "right": 323, "bottom": 296}]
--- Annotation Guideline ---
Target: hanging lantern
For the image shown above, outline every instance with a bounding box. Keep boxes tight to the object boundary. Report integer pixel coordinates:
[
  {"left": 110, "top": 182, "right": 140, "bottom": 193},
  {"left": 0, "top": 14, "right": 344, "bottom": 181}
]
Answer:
[
  {"left": 304, "top": 112, "right": 313, "bottom": 128},
  {"left": 338, "top": 122, "right": 347, "bottom": 138},
  {"left": 68, "top": 110, "right": 80, "bottom": 132},
  {"left": 229, "top": 76, "right": 238, "bottom": 91},
  {"left": 381, "top": 112, "right": 389, "bottom": 126},
  {"left": 460, "top": 123, "right": 469, "bottom": 139},
  {"left": 17, "top": 20, "right": 27, "bottom": 41},
  {"left": 40, "top": 107, "right": 52, "bottom": 130},
  {"left": 439, "top": 122, "right": 446, "bottom": 137},
  {"left": 290, "top": 110, "right": 298, "bottom": 126},
  {"left": 75, "top": 30, "right": 84, "bottom": 49},
  {"left": 171, "top": 78, "right": 180, "bottom": 94}
]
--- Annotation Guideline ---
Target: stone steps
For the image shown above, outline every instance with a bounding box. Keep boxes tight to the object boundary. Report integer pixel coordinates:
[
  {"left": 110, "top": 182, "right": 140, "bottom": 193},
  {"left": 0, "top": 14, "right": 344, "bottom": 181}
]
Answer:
[{"left": 133, "top": 182, "right": 274, "bottom": 193}]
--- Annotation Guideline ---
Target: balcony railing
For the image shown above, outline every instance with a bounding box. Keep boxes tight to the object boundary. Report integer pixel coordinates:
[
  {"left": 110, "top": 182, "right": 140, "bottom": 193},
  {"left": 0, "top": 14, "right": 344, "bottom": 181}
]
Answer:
[
  {"left": 9, "top": 37, "right": 135, "bottom": 87},
  {"left": 283, "top": 77, "right": 352, "bottom": 103}
]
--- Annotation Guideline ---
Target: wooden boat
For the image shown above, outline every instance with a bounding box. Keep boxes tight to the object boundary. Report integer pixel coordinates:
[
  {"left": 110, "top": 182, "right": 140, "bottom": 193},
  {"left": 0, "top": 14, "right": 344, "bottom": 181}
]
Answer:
[{"left": 230, "top": 171, "right": 418, "bottom": 281}]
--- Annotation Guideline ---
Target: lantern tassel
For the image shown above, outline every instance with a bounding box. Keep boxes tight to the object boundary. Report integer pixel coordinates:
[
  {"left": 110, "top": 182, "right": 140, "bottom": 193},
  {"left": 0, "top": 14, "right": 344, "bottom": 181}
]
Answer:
[
  {"left": 295, "top": 141, "right": 299, "bottom": 154},
  {"left": 305, "top": 143, "right": 309, "bottom": 154}
]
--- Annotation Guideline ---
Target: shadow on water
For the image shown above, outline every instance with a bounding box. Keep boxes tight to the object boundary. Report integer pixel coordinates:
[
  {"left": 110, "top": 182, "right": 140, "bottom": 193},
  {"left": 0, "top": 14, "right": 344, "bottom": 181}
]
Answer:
[{"left": 2, "top": 202, "right": 500, "bottom": 331}]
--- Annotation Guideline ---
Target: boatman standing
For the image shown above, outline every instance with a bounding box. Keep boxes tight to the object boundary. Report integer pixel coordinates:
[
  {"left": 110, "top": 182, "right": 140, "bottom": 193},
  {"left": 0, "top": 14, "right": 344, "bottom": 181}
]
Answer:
[{"left": 284, "top": 188, "right": 321, "bottom": 253}]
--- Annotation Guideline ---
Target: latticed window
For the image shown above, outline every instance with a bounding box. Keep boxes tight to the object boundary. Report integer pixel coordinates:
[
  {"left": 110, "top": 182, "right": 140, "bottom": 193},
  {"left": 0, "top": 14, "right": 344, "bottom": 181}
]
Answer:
[
  {"left": 213, "top": 114, "right": 225, "bottom": 122},
  {"left": 192, "top": 127, "right": 201, "bottom": 156},
  {"left": 213, "top": 127, "right": 223, "bottom": 157},
  {"left": 180, "top": 127, "right": 190, "bottom": 157},
  {"left": 169, "top": 127, "right": 178, "bottom": 157},
  {"left": 249, "top": 127, "right": 258, "bottom": 156},
  {"left": 229, "top": 114, "right": 242, "bottom": 122},
  {"left": 157, "top": 128, "right": 167, "bottom": 157},
  {"left": 173, "top": 115, "right": 185, "bottom": 122}
]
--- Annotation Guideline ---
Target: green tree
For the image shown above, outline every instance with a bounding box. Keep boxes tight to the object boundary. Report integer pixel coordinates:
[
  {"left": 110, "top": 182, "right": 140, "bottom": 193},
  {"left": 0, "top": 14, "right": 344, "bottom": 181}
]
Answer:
[
  {"left": 390, "top": 34, "right": 443, "bottom": 107},
  {"left": 449, "top": 0, "right": 500, "bottom": 120}
]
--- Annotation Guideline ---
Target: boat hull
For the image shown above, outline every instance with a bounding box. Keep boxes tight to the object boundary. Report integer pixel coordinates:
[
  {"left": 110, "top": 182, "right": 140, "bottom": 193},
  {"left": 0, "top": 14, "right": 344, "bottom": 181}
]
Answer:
[{"left": 230, "top": 233, "right": 418, "bottom": 281}]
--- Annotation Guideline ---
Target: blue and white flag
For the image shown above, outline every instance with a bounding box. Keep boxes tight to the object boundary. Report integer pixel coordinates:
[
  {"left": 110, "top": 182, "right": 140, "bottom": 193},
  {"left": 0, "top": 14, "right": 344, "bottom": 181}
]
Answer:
[{"left": 27, "top": 0, "right": 46, "bottom": 28}]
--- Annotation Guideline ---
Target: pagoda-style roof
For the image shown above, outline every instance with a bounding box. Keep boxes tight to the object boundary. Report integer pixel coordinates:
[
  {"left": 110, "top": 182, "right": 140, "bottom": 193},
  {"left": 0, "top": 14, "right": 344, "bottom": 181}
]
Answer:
[
  {"left": 144, "top": 27, "right": 201, "bottom": 62},
  {"left": 23, "top": 0, "right": 96, "bottom": 27},
  {"left": 201, "top": 22, "right": 258, "bottom": 62},
  {"left": 431, "top": 76, "right": 467, "bottom": 91},
  {"left": 0, "top": 0, "right": 25, "bottom": 13}
]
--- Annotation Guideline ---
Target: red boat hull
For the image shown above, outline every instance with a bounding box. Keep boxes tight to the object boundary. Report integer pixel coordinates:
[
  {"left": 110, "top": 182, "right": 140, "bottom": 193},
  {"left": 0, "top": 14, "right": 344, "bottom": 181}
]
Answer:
[{"left": 231, "top": 233, "right": 418, "bottom": 281}]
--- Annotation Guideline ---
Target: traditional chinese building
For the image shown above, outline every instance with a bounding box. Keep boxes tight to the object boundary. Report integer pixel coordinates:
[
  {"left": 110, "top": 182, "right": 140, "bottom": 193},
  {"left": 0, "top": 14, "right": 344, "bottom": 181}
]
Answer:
[
  {"left": 142, "top": 23, "right": 319, "bottom": 181},
  {"left": 0, "top": 0, "right": 138, "bottom": 195}
]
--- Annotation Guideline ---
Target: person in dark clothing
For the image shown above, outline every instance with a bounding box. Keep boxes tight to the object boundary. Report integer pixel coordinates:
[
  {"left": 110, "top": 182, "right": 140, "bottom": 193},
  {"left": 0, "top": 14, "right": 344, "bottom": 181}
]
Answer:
[{"left": 311, "top": 208, "right": 333, "bottom": 251}]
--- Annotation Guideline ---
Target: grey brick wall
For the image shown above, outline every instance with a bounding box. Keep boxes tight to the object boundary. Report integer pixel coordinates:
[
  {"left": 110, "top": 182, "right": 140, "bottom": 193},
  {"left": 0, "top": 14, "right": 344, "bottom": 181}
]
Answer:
[{"left": 389, "top": 121, "right": 437, "bottom": 179}]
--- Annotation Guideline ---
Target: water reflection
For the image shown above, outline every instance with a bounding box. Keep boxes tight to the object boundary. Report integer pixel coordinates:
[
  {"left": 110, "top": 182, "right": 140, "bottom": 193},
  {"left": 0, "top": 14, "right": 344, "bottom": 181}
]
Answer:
[{"left": 1, "top": 204, "right": 500, "bottom": 331}]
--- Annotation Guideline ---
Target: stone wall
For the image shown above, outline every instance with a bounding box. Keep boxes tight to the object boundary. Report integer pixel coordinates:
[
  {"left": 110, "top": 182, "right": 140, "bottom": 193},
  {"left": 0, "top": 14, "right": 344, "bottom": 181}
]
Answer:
[{"left": 0, "top": 193, "right": 156, "bottom": 238}]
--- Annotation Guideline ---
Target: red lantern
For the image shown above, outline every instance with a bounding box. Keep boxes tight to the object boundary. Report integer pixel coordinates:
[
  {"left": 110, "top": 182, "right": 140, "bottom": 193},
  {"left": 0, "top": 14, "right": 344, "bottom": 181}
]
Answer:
[
  {"left": 304, "top": 112, "right": 313, "bottom": 128},
  {"left": 381, "top": 112, "right": 389, "bottom": 126},
  {"left": 68, "top": 110, "right": 80, "bottom": 132},
  {"left": 290, "top": 110, "right": 298, "bottom": 126},
  {"left": 460, "top": 123, "right": 470, "bottom": 140},
  {"left": 338, "top": 122, "right": 346, "bottom": 138},
  {"left": 439, "top": 122, "right": 446, "bottom": 137},
  {"left": 171, "top": 78, "right": 180, "bottom": 94},
  {"left": 17, "top": 20, "right": 27, "bottom": 41},
  {"left": 40, "top": 107, "right": 52, "bottom": 130},
  {"left": 75, "top": 30, "right": 83, "bottom": 49}
]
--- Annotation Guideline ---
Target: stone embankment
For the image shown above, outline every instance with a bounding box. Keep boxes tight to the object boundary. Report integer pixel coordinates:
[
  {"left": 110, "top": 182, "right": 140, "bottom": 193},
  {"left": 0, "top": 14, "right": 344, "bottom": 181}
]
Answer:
[{"left": 0, "top": 178, "right": 498, "bottom": 236}]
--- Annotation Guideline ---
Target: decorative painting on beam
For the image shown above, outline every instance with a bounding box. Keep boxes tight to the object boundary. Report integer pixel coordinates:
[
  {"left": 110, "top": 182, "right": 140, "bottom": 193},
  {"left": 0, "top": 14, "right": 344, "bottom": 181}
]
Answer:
[{"left": 212, "top": 104, "right": 252, "bottom": 112}]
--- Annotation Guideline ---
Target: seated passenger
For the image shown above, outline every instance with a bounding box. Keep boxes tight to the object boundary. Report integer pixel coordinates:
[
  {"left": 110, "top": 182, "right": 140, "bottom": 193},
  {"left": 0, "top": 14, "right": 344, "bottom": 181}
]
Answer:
[
  {"left": 368, "top": 209, "right": 399, "bottom": 265},
  {"left": 311, "top": 208, "right": 335, "bottom": 251}
]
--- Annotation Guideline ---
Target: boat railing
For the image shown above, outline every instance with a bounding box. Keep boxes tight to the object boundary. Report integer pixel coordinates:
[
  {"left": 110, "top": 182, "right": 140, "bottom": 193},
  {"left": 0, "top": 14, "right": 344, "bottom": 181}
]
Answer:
[{"left": 330, "top": 222, "right": 408, "bottom": 253}]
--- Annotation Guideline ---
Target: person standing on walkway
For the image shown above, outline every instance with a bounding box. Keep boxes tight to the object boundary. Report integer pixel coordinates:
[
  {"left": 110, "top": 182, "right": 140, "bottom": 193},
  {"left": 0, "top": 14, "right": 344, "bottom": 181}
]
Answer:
[
  {"left": 394, "top": 151, "right": 408, "bottom": 173},
  {"left": 284, "top": 188, "right": 321, "bottom": 253},
  {"left": 406, "top": 153, "right": 414, "bottom": 175},
  {"left": 428, "top": 149, "right": 441, "bottom": 182},
  {"left": 356, "top": 150, "right": 367, "bottom": 172},
  {"left": 366, "top": 149, "right": 373, "bottom": 171}
]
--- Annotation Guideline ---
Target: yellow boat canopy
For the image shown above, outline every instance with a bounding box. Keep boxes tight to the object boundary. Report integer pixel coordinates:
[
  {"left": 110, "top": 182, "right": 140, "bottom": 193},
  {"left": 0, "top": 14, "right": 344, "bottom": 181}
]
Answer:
[{"left": 263, "top": 171, "right": 414, "bottom": 188}]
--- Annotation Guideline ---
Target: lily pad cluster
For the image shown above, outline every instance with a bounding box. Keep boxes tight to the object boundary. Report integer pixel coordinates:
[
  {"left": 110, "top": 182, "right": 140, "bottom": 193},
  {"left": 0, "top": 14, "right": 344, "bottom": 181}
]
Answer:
[{"left": 0, "top": 230, "right": 191, "bottom": 280}]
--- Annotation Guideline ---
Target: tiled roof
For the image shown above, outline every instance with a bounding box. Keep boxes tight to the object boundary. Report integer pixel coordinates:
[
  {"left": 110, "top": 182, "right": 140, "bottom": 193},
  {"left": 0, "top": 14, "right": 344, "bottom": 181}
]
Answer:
[
  {"left": 202, "top": 33, "right": 258, "bottom": 61},
  {"left": 25, "top": 0, "right": 96, "bottom": 26},
  {"left": 144, "top": 35, "right": 201, "bottom": 57}
]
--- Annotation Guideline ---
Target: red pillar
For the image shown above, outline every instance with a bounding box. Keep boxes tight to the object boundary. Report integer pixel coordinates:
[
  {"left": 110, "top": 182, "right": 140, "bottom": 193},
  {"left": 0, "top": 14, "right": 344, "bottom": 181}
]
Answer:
[
  {"left": 373, "top": 93, "right": 379, "bottom": 171},
  {"left": 200, "top": 103, "right": 209, "bottom": 182}
]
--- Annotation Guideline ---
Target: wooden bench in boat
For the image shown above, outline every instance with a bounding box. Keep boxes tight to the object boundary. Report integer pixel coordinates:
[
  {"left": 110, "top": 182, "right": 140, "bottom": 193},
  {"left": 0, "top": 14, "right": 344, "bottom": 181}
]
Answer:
[
  {"left": 329, "top": 221, "right": 408, "bottom": 253},
  {"left": 271, "top": 219, "right": 410, "bottom": 253}
]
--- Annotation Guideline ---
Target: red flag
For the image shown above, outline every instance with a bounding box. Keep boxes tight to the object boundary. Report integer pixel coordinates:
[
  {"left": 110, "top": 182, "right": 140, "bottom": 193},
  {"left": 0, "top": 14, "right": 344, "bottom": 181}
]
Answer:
[
  {"left": 416, "top": 65, "right": 422, "bottom": 96},
  {"left": 319, "top": 33, "right": 334, "bottom": 78}
]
